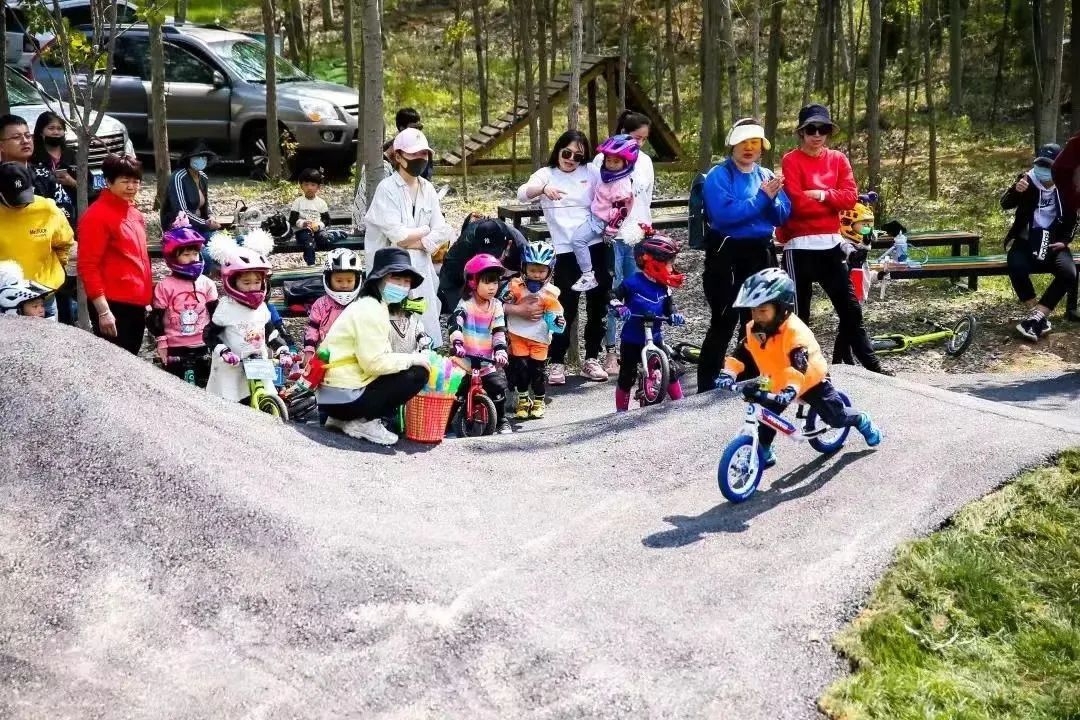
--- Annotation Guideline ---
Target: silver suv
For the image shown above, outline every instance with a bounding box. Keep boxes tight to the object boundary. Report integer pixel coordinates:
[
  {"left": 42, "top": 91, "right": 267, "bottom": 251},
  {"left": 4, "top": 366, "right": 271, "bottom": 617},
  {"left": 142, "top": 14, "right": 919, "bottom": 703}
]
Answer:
[{"left": 32, "top": 23, "right": 359, "bottom": 176}]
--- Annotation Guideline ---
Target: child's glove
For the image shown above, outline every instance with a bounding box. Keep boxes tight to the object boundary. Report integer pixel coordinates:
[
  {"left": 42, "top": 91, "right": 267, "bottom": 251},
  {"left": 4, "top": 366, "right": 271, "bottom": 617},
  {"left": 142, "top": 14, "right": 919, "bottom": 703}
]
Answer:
[
  {"left": 671, "top": 312, "right": 686, "bottom": 327},
  {"left": 554, "top": 315, "right": 566, "bottom": 328},
  {"left": 772, "top": 386, "right": 798, "bottom": 409},
  {"left": 493, "top": 349, "right": 509, "bottom": 368},
  {"left": 715, "top": 371, "right": 737, "bottom": 391},
  {"left": 219, "top": 348, "right": 240, "bottom": 366},
  {"left": 452, "top": 339, "right": 466, "bottom": 357}
]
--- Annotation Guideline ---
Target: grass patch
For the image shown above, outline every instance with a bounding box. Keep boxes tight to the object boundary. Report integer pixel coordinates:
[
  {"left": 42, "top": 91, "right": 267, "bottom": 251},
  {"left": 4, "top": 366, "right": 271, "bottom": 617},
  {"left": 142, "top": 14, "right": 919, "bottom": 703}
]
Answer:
[{"left": 820, "top": 450, "right": 1080, "bottom": 720}]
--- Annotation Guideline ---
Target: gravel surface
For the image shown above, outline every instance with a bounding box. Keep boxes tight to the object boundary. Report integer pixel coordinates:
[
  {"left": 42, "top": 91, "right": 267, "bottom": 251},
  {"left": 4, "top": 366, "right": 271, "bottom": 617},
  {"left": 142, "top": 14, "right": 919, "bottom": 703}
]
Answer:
[{"left": 3, "top": 318, "right": 1080, "bottom": 719}]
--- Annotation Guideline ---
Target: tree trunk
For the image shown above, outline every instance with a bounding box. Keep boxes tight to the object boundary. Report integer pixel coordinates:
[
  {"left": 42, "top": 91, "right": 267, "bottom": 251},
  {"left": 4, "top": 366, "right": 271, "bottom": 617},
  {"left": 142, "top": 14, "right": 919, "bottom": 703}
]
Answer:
[
  {"left": 948, "top": 0, "right": 963, "bottom": 114},
  {"left": 511, "top": 0, "right": 521, "bottom": 180},
  {"left": 286, "top": 0, "right": 306, "bottom": 63},
  {"left": 362, "top": 0, "right": 383, "bottom": 208},
  {"left": 175, "top": 0, "right": 188, "bottom": 23},
  {"left": 699, "top": 0, "right": 719, "bottom": 170},
  {"left": 803, "top": 8, "right": 822, "bottom": 106},
  {"left": 536, "top": 0, "right": 550, "bottom": 157},
  {"left": 584, "top": 0, "right": 596, "bottom": 52},
  {"left": 750, "top": 0, "right": 762, "bottom": 118},
  {"left": 472, "top": 0, "right": 489, "bottom": 127},
  {"left": 1035, "top": 0, "right": 1066, "bottom": 147},
  {"left": 664, "top": 0, "right": 681, "bottom": 131},
  {"left": 823, "top": 0, "right": 835, "bottom": 106},
  {"left": 846, "top": 0, "right": 864, "bottom": 157},
  {"left": 619, "top": 5, "right": 630, "bottom": 105},
  {"left": 720, "top": 0, "right": 740, "bottom": 121},
  {"left": 549, "top": 0, "right": 558, "bottom": 81},
  {"left": 149, "top": 17, "right": 171, "bottom": 212},
  {"left": 344, "top": 0, "right": 356, "bottom": 88},
  {"left": 988, "top": 0, "right": 1009, "bottom": 129},
  {"left": 764, "top": 0, "right": 783, "bottom": 168},
  {"left": 0, "top": 7, "right": 9, "bottom": 115},
  {"left": 898, "top": 3, "right": 916, "bottom": 198},
  {"left": 568, "top": 0, "right": 583, "bottom": 129},
  {"left": 262, "top": 0, "right": 282, "bottom": 181},
  {"left": 321, "top": 0, "right": 334, "bottom": 30},
  {"left": 867, "top": 0, "right": 882, "bottom": 190},
  {"left": 520, "top": 0, "right": 541, "bottom": 166},
  {"left": 922, "top": 1, "right": 938, "bottom": 199},
  {"left": 456, "top": 0, "right": 468, "bottom": 202}
]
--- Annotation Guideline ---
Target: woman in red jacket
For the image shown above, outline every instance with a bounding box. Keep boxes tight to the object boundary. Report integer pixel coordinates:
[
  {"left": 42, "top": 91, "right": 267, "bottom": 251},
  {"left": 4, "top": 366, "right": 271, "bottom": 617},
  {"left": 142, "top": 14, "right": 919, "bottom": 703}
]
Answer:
[
  {"left": 77, "top": 154, "right": 152, "bottom": 354},
  {"left": 778, "top": 104, "right": 884, "bottom": 374}
]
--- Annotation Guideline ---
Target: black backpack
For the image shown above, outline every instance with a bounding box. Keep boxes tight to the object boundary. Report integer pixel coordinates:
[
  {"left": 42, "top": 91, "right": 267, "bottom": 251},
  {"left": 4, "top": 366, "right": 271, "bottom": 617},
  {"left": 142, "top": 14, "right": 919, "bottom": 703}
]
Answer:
[
  {"left": 282, "top": 276, "right": 325, "bottom": 311},
  {"left": 688, "top": 172, "right": 709, "bottom": 250}
]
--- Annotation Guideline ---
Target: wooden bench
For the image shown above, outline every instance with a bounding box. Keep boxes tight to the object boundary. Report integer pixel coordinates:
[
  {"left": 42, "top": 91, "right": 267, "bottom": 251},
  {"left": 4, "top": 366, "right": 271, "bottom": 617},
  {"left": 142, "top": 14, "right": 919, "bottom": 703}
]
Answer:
[{"left": 499, "top": 197, "right": 688, "bottom": 230}]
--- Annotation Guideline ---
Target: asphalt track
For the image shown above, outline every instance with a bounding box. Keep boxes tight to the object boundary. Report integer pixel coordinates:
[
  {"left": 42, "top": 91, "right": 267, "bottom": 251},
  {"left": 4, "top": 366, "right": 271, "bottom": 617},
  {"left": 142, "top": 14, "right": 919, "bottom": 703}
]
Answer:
[{"left": 3, "top": 319, "right": 1079, "bottom": 719}]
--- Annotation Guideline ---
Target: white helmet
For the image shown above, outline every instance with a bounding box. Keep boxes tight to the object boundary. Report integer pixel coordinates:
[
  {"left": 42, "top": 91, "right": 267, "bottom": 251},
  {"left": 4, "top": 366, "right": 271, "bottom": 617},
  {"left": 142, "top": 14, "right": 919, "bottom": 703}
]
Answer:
[
  {"left": 323, "top": 248, "right": 363, "bottom": 305},
  {"left": 0, "top": 261, "right": 52, "bottom": 316}
]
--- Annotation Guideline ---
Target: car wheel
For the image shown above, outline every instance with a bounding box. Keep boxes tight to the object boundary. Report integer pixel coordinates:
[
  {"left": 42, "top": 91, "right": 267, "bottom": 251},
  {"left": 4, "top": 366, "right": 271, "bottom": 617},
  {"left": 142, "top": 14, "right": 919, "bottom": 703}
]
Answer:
[{"left": 243, "top": 124, "right": 297, "bottom": 180}]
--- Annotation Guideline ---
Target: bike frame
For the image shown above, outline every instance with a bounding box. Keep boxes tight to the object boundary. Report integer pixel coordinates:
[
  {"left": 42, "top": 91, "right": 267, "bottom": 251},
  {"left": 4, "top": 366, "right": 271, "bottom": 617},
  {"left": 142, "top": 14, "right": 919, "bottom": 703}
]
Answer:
[{"left": 871, "top": 319, "right": 954, "bottom": 354}]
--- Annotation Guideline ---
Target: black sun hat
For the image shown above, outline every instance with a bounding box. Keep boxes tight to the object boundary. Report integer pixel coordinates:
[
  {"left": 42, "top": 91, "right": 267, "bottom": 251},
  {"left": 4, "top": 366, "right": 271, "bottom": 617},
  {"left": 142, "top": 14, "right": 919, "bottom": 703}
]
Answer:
[{"left": 363, "top": 247, "right": 424, "bottom": 294}]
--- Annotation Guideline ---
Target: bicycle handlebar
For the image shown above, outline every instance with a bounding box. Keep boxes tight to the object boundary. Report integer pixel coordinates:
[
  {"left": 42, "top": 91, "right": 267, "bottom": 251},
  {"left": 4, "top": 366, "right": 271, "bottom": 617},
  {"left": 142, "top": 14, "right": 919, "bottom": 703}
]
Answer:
[{"left": 626, "top": 313, "right": 674, "bottom": 323}]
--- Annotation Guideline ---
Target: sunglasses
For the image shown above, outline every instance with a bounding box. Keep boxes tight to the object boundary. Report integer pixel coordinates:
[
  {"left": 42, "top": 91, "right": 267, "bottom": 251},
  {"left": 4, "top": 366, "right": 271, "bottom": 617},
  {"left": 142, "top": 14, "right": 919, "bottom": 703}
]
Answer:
[
  {"left": 802, "top": 124, "right": 832, "bottom": 136},
  {"left": 559, "top": 148, "right": 586, "bottom": 163}
]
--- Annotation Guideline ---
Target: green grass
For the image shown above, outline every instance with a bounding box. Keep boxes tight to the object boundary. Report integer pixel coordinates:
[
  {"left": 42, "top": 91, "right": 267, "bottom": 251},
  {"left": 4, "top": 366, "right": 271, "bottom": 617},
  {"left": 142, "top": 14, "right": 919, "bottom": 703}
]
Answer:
[
  {"left": 820, "top": 450, "right": 1080, "bottom": 720},
  {"left": 183, "top": 0, "right": 250, "bottom": 25}
]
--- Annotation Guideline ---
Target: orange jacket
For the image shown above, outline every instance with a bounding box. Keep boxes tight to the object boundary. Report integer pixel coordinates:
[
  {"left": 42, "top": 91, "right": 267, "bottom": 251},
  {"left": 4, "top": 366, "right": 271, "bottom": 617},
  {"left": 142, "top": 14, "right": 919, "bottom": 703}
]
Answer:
[{"left": 724, "top": 314, "right": 827, "bottom": 396}]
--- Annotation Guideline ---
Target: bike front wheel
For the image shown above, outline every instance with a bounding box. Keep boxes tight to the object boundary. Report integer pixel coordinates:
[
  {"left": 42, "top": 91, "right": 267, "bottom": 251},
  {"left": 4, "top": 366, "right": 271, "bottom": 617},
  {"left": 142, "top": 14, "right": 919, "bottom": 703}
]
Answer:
[
  {"left": 455, "top": 393, "right": 498, "bottom": 437},
  {"left": 254, "top": 389, "right": 289, "bottom": 422},
  {"left": 805, "top": 391, "right": 852, "bottom": 454},
  {"left": 638, "top": 347, "right": 671, "bottom": 406},
  {"left": 718, "top": 434, "right": 764, "bottom": 503},
  {"left": 945, "top": 314, "right": 977, "bottom": 356}
]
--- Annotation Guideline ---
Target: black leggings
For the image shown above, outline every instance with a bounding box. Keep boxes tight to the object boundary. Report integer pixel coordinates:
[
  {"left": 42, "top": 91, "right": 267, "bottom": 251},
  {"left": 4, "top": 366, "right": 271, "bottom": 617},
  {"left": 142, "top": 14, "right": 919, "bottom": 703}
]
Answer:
[
  {"left": 1007, "top": 244, "right": 1077, "bottom": 311},
  {"left": 754, "top": 379, "right": 863, "bottom": 447},
  {"left": 697, "top": 234, "right": 776, "bottom": 390},
  {"left": 87, "top": 299, "right": 147, "bottom": 355},
  {"left": 511, "top": 356, "right": 547, "bottom": 398},
  {"left": 549, "top": 243, "right": 613, "bottom": 363},
  {"left": 320, "top": 366, "right": 427, "bottom": 422},
  {"left": 783, "top": 246, "right": 881, "bottom": 372}
]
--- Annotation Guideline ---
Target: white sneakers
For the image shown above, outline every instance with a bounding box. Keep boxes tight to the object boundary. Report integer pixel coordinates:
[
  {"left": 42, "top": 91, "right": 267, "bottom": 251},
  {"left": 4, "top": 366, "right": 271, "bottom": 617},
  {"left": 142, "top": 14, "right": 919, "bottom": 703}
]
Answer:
[
  {"left": 325, "top": 416, "right": 399, "bottom": 445},
  {"left": 581, "top": 358, "right": 609, "bottom": 381},
  {"left": 571, "top": 271, "right": 599, "bottom": 292},
  {"left": 547, "top": 363, "right": 567, "bottom": 385}
]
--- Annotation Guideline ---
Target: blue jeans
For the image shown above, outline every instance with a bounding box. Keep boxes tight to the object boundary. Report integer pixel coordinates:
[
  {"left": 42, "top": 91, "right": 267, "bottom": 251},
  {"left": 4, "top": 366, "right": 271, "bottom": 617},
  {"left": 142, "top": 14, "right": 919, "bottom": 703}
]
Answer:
[
  {"left": 571, "top": 214, "right": 606, "bottom": 275},
  {"left": 606, "top": 239, "right": 638, "bottom": 348},
  {"left": 43, "top": 294, "right": 58, "bottom": 320}
]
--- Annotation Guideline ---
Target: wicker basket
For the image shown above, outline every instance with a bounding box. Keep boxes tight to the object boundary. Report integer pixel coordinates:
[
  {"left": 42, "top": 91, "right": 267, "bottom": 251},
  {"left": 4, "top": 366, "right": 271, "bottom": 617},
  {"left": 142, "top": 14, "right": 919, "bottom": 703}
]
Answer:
[{"left": 404, "top": 392, "right": 457, "bottom": 444}]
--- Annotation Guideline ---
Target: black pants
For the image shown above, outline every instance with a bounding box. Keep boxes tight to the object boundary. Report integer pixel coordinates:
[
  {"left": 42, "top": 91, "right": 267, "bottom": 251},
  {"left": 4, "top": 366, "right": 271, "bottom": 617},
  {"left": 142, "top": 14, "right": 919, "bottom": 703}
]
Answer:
[
  {"left": 550, "top": 243, "right": 613, "bottom": 363},
  {"left": 783, "top": 246, "right": 881, "bottom": 372},
  {"left": 511, "top": 356, "right": 547, "bottom": 397},
  {"left": 164, "top": 345, "right": 211, "bottom": 387},
  {"left": 755, "top": 379, "right": 862, "bottom": 447},
  {"left": 320, "top": 366, "right": 427, "bottom": 422},
  {"left": 296, "top": 227, "right": 328, "bottom": 266},
  {"left": 55, "top": 275, "right": 78, "bottom": 326},
  {"left": 87, "top": 299, "right": 147, "bottom": 355},
  {"left": 697, "top": 234, "right": 776, "bottom": 391},
  {"left": 1007, "top": 244, "right": 1077, "bottom": 311},
  {"left": 456, "top": 369, "right": 509, "bottom": 422}
]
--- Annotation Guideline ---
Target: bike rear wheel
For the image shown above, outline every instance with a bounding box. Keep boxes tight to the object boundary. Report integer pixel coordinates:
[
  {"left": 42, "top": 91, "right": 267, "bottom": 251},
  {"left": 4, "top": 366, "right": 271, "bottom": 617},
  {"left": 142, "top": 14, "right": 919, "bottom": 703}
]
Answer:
[
  {"left": 804, "top": 391, "right": 852, "bottom": 454},
  {"left": 638, "top": 347, "right": 671, "bottom": 406},
  {"left": 945, "top": 314, "right": 977, "bottom": 356},
  {"left": 255, "top": 390, "right": 289, "bottom": 422},
  {"left": 717, "top": 434, "right": 764, "bottom": 503},
  {"left": 455, "top": 394, "right": 498, "bottom": 437}
]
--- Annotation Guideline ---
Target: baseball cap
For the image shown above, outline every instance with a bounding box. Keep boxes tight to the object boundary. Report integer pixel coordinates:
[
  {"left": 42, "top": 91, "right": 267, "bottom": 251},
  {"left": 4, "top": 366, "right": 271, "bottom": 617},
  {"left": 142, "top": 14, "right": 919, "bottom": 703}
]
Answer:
[
  {"left": 1034, "top": 143, "right": 1062, "bottom": 167},
  {"left": 0, "top": 162, "right": 35, "bottom": 207},
  {"left": 796, "top": 103, "right": 835, "bottom": 131},
  {"left": 392, "top": 127, "right": 434, "bottom": 156}
]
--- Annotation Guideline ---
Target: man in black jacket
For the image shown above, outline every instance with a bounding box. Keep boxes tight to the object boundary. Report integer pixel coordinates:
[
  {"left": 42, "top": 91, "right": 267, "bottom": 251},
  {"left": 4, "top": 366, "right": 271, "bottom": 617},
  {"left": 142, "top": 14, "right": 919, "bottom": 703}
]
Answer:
[{"left": 438, "top": 216, "right": 527, "bottom": 311}]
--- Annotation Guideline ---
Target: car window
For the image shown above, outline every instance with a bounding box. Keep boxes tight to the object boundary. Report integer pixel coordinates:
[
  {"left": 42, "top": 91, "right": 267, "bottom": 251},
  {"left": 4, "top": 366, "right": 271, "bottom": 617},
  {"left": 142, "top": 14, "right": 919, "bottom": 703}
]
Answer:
[
  {"left": 164, "top": 44, "right": 215, "bottom": 84},
  {"left": 113, "top": 36, "right": 149, "bottom": 78},
  {"left": 207, "top": 39, "right": 306, "bottom": 83},
  {"left": 5, "top": 68, "right": 45, "bottom": 106}
]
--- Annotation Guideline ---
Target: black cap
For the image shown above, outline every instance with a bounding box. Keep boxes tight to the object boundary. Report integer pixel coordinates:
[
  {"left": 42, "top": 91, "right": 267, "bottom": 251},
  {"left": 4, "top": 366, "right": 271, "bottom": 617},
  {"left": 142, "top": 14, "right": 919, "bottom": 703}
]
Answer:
[
  {"left": 363, "top": 247, "right": 424, "bottom": 293},
  {"left": 797, "top": 103, "right": 834, "bottom": 131},
  {"left": 0, "top": 162, "right": 35, "bottom": 207},
  {"left": 1034, "top": 143, "right": 1062, "bottom": 167}
]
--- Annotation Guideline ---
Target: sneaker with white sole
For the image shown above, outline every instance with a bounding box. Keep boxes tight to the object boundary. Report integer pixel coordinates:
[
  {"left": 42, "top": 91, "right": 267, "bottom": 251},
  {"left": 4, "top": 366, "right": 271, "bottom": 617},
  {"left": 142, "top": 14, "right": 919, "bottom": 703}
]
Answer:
[
  {"left": 496, "top": 418, "right": 513, "bottom": 435},
  {"left": 1016, "top": 317, "right": 1041, "bottom": 342},
  {"left": 571, "top": 271, "right": 598, "bottom": 292},
  {"left": 343, "top": 418, "right": 398, "bottom": 445},
  {"left": 602, "top": 350, "right": 620, "bottom": 375},
  {"left": 581, "top": 357, "right": 609, "bottom": 381},
  {"left": 547, "top": 363, "right": 567, "bottom": 385}
]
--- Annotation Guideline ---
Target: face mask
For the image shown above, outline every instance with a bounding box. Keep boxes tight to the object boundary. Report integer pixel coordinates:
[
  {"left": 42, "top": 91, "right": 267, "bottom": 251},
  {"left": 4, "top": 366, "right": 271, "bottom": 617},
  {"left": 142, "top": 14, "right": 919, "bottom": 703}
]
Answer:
[
  {"left": 1033, "top": 166, "right": 1053, "bottom": 183},
  {"left": 43, "top": 135, "right": 65, "bottom": 148},
  {"left": 525, "top": 279, "right": 545, "bottom": 293},
  {"left": 402, "top": 157, "right": 427, "bottom": 178},
  {"left": 858, "top": 226, "right": 872, "bottom": 236},
  {"left": 381, "top": 283, "right": 410, "bottom": 304},
  {"left": 190, "top": 156, "right": 208, "bottom": 172}
]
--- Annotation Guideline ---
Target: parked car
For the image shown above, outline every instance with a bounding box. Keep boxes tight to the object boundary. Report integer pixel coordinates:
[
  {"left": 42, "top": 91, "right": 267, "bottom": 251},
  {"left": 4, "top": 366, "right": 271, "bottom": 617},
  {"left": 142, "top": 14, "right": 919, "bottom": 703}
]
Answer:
[
  {"left": 5, "top": 65, "right": 133, "bottom": 186},
  {"left": 4, "top": 3, "right": 37, "bottom": 68},
  {"left": 31, "top": 22, "right": 360, "bottom": 177}
]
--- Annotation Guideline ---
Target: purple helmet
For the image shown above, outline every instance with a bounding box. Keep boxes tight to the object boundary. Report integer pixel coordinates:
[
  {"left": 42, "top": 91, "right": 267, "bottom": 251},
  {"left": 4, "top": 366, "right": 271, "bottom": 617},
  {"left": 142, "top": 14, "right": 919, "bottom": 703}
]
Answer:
[
  {"left": 161, "top": 226, "right": 206, "bottom": 279},
  {"left": 597, "top": 134, "right": 639, "bottom": 183}
]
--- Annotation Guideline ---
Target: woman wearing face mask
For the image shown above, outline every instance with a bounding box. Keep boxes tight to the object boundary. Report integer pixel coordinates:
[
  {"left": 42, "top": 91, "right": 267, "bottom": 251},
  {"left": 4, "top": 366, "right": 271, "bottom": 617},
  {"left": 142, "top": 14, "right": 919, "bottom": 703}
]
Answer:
[
  {"left": 1002, "top": 143, "right": 1077, "bottom": 341},
  {"left": 30, "top": 112, "right": 78, "bottom": 221},
  {"left": 317, "top": 247, "right": 432, "bottom": 446},
  {"left": 365, "top": 128, "right": 456, "bottom": 347},
  {"left": 160, "top": 141, "right": 223, "bottom": 240}
]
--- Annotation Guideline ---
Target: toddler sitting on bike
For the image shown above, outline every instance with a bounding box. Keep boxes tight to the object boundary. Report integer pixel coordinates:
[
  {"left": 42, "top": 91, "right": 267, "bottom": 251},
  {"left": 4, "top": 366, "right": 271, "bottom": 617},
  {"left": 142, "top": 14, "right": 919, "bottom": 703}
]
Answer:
[
  {"left": 609, "top": 228, "right": 687, "bottom": 412},
  {"left": 448, "top": 253, "right": 512, "bottom": 434},
  {"left": 147, "top": 218, "right": 218, "bottom": 387},
  {"left": 503, "top": 240, "right": 565, "bottom": 419},
  {"left": 717, "top": 268, "right": 882, "bottom": 467},
  {"left": 203, "top": 230, "right": 293, "bottom": 404}
]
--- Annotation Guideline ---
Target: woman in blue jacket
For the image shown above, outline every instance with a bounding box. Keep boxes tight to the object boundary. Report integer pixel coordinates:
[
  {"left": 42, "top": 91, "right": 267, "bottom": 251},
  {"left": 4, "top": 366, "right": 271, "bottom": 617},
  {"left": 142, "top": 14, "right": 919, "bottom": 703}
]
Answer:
[{"left": 696, "top": 118, "right": 792, "bottom": 392}]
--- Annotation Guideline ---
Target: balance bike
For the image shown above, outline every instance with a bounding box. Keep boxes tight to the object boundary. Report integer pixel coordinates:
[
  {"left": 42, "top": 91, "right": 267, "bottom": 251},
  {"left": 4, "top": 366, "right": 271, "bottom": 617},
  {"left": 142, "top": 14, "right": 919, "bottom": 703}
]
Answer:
[{"left": 454, "top": 355, "right": 497, "bottom": 437}]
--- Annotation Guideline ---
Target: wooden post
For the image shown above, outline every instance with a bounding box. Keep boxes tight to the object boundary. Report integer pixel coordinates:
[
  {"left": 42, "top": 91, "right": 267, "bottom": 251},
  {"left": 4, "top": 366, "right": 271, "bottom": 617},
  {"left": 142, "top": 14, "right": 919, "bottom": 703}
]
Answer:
[
  {"left": 587, "top": 78, "right": 599, "bottom": 149},
  {"left": 604, "top": 60, "right": 617, "bottom": 134}
]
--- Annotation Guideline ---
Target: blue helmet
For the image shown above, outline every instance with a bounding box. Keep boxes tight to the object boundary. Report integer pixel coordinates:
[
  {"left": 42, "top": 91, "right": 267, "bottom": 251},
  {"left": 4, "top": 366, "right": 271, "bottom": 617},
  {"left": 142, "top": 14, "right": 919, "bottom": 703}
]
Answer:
[
  {"left": 733, "top": 268, "right": 795, "bottom": 310},
  {"left": 522, "top": 240, "right": 556, "bottom": 291}
]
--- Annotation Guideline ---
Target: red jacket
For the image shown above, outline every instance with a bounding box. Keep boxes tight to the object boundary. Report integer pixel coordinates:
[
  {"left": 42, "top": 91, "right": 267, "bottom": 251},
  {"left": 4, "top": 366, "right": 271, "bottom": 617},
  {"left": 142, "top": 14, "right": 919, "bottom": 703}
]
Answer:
[
  {"left": 777, "top": 147, "right": 858, "bottom": 243},
  {"left": 77, "top": 190, "right": 152, "bottom": 306},
  {"left": 1052, "top": 130, "right": 1080, "bottom": 218}
]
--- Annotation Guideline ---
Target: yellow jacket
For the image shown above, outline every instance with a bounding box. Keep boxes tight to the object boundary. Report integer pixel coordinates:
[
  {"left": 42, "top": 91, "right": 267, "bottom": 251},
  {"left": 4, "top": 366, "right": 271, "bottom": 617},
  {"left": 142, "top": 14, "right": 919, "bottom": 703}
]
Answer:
[
  {"left": 0, "top": 197, "right": 74, "bottom": 290},
  {"left": 322, "top": 296, "right": 417, "bottom": 390},
  {"left": 724, "top": 314, "right": 827, "bottom": 397}
]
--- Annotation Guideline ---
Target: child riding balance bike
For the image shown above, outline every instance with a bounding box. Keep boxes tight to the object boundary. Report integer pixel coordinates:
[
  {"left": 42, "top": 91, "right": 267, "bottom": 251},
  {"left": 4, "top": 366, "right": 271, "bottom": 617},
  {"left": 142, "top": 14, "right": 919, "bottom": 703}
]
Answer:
[{"left": 715, "top": 268, "right": 883, "bottom": 502}]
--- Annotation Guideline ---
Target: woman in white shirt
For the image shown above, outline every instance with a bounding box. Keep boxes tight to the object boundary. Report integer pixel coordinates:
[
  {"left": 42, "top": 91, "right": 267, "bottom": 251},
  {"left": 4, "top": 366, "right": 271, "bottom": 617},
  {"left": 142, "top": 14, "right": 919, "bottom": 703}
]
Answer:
[
  {"left": 517, "top": 129, "right": 609, "bottom": 384},
  {"left": 592, "top": 111, "right": 655, "bottom": 373},
  {"left": 364, "top": 128, "right": 455, "bottom": 346}
]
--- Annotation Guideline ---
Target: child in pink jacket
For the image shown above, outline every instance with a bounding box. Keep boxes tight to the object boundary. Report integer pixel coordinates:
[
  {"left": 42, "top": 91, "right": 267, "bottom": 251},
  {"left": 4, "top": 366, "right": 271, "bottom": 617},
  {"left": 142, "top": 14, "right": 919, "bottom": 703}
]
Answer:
[
  {"left": 147, "top": 222, "right": 218, "bottom": 386},
  {"left": 303, "top": 248, "right": 364, "bottom": 359},
  {"left": 570, "top": 134, "right": 639, "bottom": 292}
]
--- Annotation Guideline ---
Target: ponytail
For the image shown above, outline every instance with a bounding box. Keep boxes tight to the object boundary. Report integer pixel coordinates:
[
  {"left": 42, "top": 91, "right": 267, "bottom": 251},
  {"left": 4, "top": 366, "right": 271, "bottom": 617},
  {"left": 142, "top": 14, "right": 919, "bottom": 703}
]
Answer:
[{"left": 615, "top": 110, "right": 650, "bottom": 135}]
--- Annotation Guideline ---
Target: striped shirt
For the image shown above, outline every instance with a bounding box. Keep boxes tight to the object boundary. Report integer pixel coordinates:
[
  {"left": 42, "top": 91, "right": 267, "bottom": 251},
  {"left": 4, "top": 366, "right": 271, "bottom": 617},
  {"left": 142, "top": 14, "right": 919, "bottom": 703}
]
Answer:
[{"left": 449, "top": 297, "right": 507, "bottom": 359}]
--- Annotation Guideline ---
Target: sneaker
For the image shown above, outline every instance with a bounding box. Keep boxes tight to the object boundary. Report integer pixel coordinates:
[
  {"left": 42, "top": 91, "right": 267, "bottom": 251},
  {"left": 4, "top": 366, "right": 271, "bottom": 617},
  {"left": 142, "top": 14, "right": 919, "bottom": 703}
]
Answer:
[
  {"left": 1038, "top": 317, "right": 1052, "bottom": 337},
  {"left": 581, "top": 357, "right": 609, "bottom": 382},
  {"left": 547, "top": 363, "right": 567, "bottom": 386},
  {"left": 760, "top": 445, "right": 778, "bottom": 468},
  {"left": 324, "top": 416, "right": 346, "bottom": 432},
  {"left": 603, "top": 350, "right": 620, "bottom": 375},
  {"left": 496, "top": 418, "right": 513, "bottom": 435},
  {"left": 1016, "top": 317, "right": 1041, "bottom": 342},
  {"left": 514, "top": 395, "right": 532, "bottom": 419},
  {"left": 856, "top": 413, "right": 882, "bottom": 447},
  {"left": 529, "top": 397, "right": 546, "bottom": 418},
  {"left": 571, "top": 271, "right": 598, "bottom": 292},
  {"left": 343, "top": 418, "right": 398, "bottom": 445}
]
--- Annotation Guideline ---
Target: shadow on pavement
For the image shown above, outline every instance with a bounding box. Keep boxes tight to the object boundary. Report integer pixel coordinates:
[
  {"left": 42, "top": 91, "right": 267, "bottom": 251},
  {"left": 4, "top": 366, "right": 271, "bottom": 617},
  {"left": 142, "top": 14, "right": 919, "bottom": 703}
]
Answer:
[
  {"left": 641, "top": 449, "right": 877, "bottom": 549},
  {"left": 942, "top": 373, "right": 1080, "bottom": 412}
]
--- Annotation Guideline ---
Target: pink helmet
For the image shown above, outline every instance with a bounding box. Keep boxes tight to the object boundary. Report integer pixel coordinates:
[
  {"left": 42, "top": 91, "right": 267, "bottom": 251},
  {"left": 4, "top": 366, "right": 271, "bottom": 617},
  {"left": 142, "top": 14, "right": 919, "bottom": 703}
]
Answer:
[
  {"left": 208, "top": 230, "right": 273, "bottom": 309},
  {"left": 161, "top": 226, "right": 206, "bottom": 279},
  {"left": 464, "top": 253, "right": 504, "bottom": 291},
  {"left": 597, "top": 134, "right": 639, "bottom": 183}
]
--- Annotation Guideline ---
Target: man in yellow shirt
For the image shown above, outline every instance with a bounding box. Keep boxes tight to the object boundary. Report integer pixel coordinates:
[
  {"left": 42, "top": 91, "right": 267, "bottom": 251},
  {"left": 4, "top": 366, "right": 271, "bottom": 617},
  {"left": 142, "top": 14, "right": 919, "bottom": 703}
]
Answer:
[{"left": 0, "top": 162, "right": 73, "bottom": 320}]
